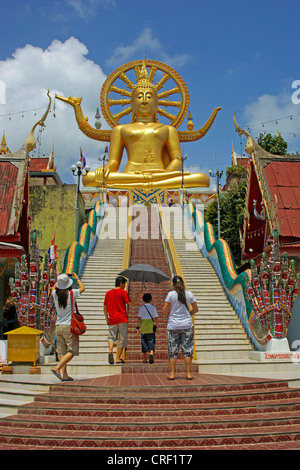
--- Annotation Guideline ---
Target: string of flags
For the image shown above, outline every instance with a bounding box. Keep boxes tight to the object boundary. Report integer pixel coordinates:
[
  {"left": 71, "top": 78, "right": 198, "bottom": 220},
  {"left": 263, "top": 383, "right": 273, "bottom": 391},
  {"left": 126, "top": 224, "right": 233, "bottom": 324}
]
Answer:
[{"left": 245, "top": 111, "right": 300, "bottom": 138}]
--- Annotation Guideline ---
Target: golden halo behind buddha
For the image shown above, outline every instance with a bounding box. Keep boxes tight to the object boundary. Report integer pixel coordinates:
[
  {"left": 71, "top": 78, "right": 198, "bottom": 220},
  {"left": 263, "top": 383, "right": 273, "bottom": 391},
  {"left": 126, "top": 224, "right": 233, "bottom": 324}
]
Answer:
[{"left": 100, "top": 59, "right": 189, "bottom": 129}]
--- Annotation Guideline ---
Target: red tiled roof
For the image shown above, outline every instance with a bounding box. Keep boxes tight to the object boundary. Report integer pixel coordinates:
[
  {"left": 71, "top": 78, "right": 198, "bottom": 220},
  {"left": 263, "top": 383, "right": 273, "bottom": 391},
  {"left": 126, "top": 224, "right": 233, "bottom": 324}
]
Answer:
[
  {"left": 0, "top": 161, "right": 18, "bottom": 236},
  {"left": 264, "top": 161, "right": 300, "bottom": 238},
  {"left": 29, "top": 158, "right": 49, "bottom": 172}
]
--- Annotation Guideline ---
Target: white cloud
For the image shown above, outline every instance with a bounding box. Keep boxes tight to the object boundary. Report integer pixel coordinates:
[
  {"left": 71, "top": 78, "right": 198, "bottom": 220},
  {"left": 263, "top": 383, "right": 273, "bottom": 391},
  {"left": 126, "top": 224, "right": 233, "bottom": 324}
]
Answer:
[
  {"left": 42, "top": 0, "right": 116, "bottom": 22},
  {"left": 0, "top": 37, "right": 108, "bottom": 183},
  {"left": 243, "top": 86, "right": 300, "bottom": 154},
  {"left": 106, "top": 27, "right": 192, "bottom": 69},
  {"left": 66, "top": 0, "right": 116, "bottom": 20},
  {"left": 106, "top": 28, "right": 162, "bottom": 68}
]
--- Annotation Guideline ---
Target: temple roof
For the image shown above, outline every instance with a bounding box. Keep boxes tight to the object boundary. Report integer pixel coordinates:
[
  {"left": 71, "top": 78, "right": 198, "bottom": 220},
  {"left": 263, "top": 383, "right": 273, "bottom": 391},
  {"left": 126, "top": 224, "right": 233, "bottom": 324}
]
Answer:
[
  {"left": 29, "top": 157, "right": 54, "bottom": 172},
  {"left": 263, "top": 160, "right": 300, "bottom": 239},
  {"left": 29, "top": 144, "right": 56, "bottom": 172},
  {"left": 241, "top": 136, "right": 300, "bottom": 263}
]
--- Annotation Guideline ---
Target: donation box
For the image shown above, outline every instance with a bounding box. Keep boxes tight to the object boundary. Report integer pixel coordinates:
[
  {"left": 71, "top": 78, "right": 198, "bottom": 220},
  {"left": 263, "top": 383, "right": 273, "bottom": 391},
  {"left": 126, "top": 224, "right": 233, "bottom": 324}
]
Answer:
[{"left": 6, "top": 326, "right": 43, "bottom": 367}]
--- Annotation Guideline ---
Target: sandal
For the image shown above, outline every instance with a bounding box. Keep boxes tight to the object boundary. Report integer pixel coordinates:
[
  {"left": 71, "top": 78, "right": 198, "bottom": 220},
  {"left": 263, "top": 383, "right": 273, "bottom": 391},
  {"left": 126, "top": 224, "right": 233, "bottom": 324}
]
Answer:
[{"left": 51, "top": 369, "right": 63, "bottom": 381}]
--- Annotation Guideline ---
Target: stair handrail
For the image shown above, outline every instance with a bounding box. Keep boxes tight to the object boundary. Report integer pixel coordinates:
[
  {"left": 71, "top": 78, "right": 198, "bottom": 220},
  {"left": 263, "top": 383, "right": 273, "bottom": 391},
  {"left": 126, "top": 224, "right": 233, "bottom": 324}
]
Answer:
[
  {"left": 122, "top": 190, "right": 133, "bottom": 271},
  {"left": 63, "top": 201, "right": 106, "bottom": 278},
  {"left": 156, "top": 202, "right": 186, "bottom": 286}
]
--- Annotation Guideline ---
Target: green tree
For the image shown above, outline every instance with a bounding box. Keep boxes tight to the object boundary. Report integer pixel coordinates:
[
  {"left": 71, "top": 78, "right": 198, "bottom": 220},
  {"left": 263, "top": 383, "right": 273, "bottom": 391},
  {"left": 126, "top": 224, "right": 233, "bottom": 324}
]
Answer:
[
  {"left": 205, "top": 180, "right": 247, "bottom": 266},
  {"left": 257, "top": 132, "right": 287, "bottom": 155}
]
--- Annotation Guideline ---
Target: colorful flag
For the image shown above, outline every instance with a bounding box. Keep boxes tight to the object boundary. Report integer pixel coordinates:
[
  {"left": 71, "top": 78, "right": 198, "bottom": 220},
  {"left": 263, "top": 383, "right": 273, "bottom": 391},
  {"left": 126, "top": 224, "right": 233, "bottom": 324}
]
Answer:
[
  {"left": 104, "top": 146, "right": 109, "bottom": 154},
  {"left": 80, "top": 147, "right": 86, "bottom": 168},
  {"left": 48, "top": 233, "right": 58, "bottom": 268}
]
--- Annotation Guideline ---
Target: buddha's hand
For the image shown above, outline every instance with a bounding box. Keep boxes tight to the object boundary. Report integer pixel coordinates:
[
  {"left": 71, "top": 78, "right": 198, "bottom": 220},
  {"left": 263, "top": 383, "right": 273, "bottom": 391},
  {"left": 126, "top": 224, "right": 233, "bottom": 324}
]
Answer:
[
  {"left": 104, "top": 165, "right": 112, "bottom": 179},
  {"left": 95, "top": 166, "right": 112, "bottom": 182},
  {"left": 95, "top": 167, "right": 104, "bottom": 183}
]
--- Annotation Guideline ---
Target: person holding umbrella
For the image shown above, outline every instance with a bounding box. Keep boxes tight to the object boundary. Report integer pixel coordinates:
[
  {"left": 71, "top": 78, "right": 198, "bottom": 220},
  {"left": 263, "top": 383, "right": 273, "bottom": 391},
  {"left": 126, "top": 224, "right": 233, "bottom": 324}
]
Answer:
[
  {"left": 163, "top": 275, "right": 198, "bottom": 380},
  {"left": 115, "top": 264, "right": 169, "bottom": 364},
  {"left": 104, "top": 276, "right": 142, "bottom": 364}
]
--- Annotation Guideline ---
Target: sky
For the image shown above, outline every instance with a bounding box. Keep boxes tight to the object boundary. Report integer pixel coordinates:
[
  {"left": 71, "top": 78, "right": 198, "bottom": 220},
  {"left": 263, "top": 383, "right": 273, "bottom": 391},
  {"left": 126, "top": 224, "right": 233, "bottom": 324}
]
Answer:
[{"left": 0, "top": 0, "right": 300, "bottom": 188}]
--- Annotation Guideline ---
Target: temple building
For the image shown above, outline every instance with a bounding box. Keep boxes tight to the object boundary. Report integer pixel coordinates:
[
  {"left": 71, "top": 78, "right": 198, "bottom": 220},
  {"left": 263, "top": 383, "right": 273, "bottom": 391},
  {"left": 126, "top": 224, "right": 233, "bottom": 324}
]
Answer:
[
  {"left": 0, "top": 126, "right": 81, "bottom": 319},
  {"left": 239, "top": 136, "right": 300, "bottom": 270},
  {"left": 0, "top": 132, "right": 30, "bottom": 319}
]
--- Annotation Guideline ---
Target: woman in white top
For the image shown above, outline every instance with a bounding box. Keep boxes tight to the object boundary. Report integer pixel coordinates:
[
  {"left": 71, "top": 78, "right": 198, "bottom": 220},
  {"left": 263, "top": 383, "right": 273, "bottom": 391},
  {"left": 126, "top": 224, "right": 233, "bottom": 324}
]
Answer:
[
  {"left": 163, "top": 275, "right": 198, "bottom": 380},
  {"left": 51, "top": 272, "right": 85, "bottom": 381}
]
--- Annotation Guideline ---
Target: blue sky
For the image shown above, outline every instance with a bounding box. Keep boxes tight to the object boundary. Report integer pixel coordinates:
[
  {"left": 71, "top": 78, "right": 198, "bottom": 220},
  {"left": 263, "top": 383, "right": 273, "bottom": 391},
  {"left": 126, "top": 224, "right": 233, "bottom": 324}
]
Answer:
[{"left": 0, "top": 0, "right": 299, "bottom": 186}]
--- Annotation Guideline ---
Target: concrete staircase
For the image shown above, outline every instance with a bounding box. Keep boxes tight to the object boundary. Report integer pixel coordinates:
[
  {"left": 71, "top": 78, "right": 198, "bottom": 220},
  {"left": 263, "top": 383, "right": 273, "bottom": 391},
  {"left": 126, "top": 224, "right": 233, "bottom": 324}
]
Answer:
[
  {"left": 71, "top": 207, "right": 126, "bottom": 374},
  {"left": 40, "top": 207, "right": 127, "bottom": 376},
  {"left": 1, "top": 203, "right": 300, "bottom": 421},
  {"left": 126, "top": 206, "right": 171, "bottom": 361},
  {"left": 162, "top": 206, "right": 262, "bottom": 375},
  {"left": 163, "top": 206, "right": 300, "bottom": 377},
  {"left": 0, "top": 377, "right": 51, "bottom": 418},
  {"left": 163, "top": 206, "right": 254, "bottom": 364},
  {"left": 1, "top": 371, "right": 300, "bottom": 449},
  {"left": 41, "top": 204, "right": 300, "bottom": 377}
]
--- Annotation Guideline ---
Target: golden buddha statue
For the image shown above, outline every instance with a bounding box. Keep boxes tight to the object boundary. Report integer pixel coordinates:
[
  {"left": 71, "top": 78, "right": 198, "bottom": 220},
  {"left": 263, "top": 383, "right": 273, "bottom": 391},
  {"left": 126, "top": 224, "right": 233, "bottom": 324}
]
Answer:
[{"left": 56, "top": 60, "right": 221, "bottom": 190}]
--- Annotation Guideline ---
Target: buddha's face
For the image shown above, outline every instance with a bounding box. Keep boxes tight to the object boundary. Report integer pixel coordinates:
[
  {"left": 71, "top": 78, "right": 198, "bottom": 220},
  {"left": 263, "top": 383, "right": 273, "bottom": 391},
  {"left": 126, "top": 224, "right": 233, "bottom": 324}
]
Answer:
[{"left": 131, "top": 87, "right": 158, "bottom": 120}]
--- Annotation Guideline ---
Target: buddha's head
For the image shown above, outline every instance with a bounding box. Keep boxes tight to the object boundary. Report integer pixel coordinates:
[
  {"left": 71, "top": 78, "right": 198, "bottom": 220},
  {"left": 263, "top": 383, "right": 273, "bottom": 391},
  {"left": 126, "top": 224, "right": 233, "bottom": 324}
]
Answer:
[
  {"left": 131, "top": 86, "right": 158, "bottom": 122},
  {"left": 131, "top": 60, "right": 158, "bottom": 123}
]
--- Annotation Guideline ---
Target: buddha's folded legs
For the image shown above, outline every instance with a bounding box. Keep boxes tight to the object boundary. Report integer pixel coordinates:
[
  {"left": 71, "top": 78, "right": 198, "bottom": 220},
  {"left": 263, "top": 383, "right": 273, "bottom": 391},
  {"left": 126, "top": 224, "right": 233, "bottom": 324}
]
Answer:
[{"left": 82, "top": 169, "right": 209, "bottom": 189}]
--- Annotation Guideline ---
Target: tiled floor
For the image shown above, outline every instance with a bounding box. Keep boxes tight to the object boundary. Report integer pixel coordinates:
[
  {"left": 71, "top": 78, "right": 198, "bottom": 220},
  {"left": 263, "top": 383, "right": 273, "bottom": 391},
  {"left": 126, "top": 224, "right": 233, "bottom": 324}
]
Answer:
[{"left": 65, "top": 371, "right": 282, "bottom": 388}]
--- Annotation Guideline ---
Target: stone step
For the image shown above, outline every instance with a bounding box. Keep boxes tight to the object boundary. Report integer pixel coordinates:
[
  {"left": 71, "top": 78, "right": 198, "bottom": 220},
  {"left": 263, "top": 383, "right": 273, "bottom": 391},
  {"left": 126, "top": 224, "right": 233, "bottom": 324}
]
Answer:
[
  {"left": 32, "top": 387, "right": 300, "bottom": 406},
  {"left": 194, "top": 338, "right": 252, "bottom": 345},
  {"left": 1, "top": 371, "right": 300, "bottom": 449},
  {"left": 196, "top": 319, "right": 244, "bottom": 325},
  {"left": 0, "top": 378, "right": 51, "bottom": 416},
  {"left": 4, "top": 410, "right": 300, "bottom": 433},
  {"left": 196, "top": 333, "right": 250, "bottom": 339}
]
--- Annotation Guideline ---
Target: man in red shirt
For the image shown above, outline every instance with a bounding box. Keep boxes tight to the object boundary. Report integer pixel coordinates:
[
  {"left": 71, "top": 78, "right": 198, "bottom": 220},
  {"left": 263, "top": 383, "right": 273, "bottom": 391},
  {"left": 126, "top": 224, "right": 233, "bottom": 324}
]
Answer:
[{"left": 104, "top": 276, "right": 142, "bottom": 364}]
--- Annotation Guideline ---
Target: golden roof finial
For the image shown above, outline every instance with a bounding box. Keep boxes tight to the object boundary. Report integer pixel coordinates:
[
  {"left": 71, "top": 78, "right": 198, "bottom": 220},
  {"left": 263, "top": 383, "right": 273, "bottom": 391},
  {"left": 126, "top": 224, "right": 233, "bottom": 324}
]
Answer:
[
  {"left": 187, "top": 109, "right": 194, "bottom": 131},
  {"left": 0, "top": 131, "right": 11, "bottom": 155},
  {"left": 46, "top": 141, "right": 56, "bottom": 171}
]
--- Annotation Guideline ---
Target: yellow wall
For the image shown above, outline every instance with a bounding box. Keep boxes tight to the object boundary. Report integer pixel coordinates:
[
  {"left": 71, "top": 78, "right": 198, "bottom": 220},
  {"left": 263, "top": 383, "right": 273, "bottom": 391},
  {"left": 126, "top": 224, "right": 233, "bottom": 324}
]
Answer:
[{"left": 29, "top": 185, "right": 85, "bottom": 271}]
